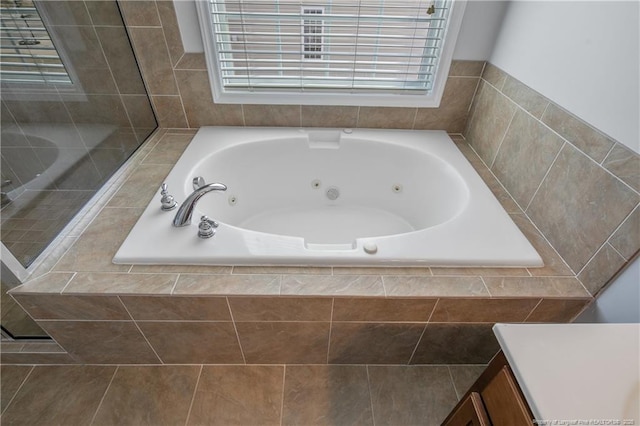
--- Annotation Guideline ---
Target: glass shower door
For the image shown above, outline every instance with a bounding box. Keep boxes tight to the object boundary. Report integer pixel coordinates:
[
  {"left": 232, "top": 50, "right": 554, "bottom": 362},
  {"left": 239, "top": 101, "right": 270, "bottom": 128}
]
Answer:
[{"left": 1, "top": 0, "right": 157, "bottom": 338}]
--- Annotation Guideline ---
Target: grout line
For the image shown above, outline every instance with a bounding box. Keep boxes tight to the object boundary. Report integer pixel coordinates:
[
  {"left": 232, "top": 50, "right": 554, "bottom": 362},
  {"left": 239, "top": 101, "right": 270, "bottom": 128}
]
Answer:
[
  {"left": 142, "top": 319, "right": 448, "bottom": 325},
  {"left": 587, "top": 202, "right": 639, "bottom": 265},
  {"left": 405, "top": 298, "right": 440, "bottom": 363},
  {"left": 479, "top": 277, "right": 492, "bottom": 297},
  {"left": 524, "top": 141, "right": 566, "bottom": 213},
  {"left": 8, "top": 298, "right": 56, "bottom": 342},
  {"left": 326, "top": 298, "right": 335, "bottom": 364},
  {"left": 225, "top": 297, "right": 247, "bottom": 364},
  {"left": 380, "top": 275, "right": 388, "bottom": 297},
  {"left": 170, "top": 274, "right": 180, "bottom": 295},
  {"left": 279, "top": 365, "right": 286, "bottom": 426},
  {"left": 124, "top": 319, "right": 252, "bottom": 323},
  {"left": 156, "top": 4, "right": 183, "bottom": 68},
  {"left": 463, "top": 130, "right": 522, "bottom": 215},
  {"left": 118, "top": 296, "right": 165, "bottom": 364},
  {"left": 426, "top": 298, "right": 439, "bottom": 323},
  {"left": 521, "top": 298, "right": 543, "bottom": 323},
  {"left": 137, "top": 132, "right": 166, "bottom": 165},
  {"left": 184, "top": 364, "right": 204, "bottom": 426},
  {"left": 575, "top": 279, "right": 594, "bottom": 300},
  {"left": 175, "top": 85, "right": 191, "bottom": 129},
  {"left": 600, "top": 142, "right": 617, "bottom": 166},
  {"left": 240, "top": 104, "right": 247, "bottom": 127},
  {"left": 365, "top": 365, "right": 377, "bottom": 426},
  {"left": 1, "top": 365, "right": 35, "bottom": 415},
  {"left": 407, "top": 322, "right": 429, "bottom": 365},
  {"left": 410, "top": 107, "right": 419, "bottom": 131},
  {"left": 519, "top": 211, "right": 575, "bottom": 275},
  {"left": 466, "top": 76, "right": 482, "bottom": 114},
  {"left": 89, "top": 365, "right": 119, "bottom": 426},
  {"left": 609, "top": 242, "right": 631, "bottom": 263},
  {"left": 446, "top": 366, "right": 462, "bottom": 401},
  {"left": 539, "top": 101, "right": 551, "bottom": 122},
  {"left": 489, "top": 106, "right": 517, "bottom": 169},
  {"left": 175, "top": 51, "right": 186, "bottom": 68},
  {"left": 539, "top": 102, "right": 623, "bottom": 163},
  {"left": 140, "top": 0, "right": 163, "bottom": 29},
  {"left": 171, "top": 49, "right": 191, "bottom": 129},
  {"left": 574, "top": 242, "right": 608, "bottom": 280},
  {"left": 573, "top": 237, "right": 631, "bottom": 298},
  {"left": 57, "top": 271, "right": 77, "bottom": 294}
]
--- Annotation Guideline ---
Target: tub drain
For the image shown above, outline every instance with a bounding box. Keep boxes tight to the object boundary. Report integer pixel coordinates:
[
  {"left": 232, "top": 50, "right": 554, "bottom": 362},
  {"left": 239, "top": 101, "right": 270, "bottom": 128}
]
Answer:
[{"left": 326, "top": 186, "right": 340, "bottom": 200}]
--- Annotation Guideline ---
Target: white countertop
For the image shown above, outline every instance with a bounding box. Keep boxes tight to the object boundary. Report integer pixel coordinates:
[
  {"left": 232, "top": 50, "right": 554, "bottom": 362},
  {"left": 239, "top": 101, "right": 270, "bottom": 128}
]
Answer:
[{"left": 494, "top": 323, "right": 640, "bottom": 424}]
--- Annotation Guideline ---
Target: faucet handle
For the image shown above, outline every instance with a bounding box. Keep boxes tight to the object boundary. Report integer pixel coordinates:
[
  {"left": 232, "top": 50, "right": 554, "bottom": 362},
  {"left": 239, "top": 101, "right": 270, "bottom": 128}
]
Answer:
[
  {"left": 198, "top": 215, "right": 219, "bottom": 239},
  {"left": 193, "top": 176, "right": 205, "bottom": 190},
  {"left": 160, "top": 183, "right": 178, "bottom": 211}
]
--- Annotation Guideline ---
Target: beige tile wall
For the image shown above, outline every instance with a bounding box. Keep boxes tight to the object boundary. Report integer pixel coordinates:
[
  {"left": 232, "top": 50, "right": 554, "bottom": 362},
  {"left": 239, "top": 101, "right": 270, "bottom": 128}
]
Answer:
[
  {"left": 465, "top": 63, "right": 640, "bottom": 296},
  {"left": 120, "top": 1, "right": 483, "bottom": 132},
  {"left": 9, "top": 275, "right": 590, "bottom": 365}
]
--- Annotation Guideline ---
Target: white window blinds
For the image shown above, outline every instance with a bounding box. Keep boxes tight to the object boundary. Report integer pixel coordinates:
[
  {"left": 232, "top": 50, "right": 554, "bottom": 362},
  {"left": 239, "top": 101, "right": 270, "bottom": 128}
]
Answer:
[{"left": 198, "top": 0, "right": 465, "bottom": 106}]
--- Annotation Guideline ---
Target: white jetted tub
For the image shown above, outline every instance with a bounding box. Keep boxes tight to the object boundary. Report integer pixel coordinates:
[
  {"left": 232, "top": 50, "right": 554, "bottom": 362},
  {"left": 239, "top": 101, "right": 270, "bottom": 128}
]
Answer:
[{"left": 114, "top": 127, "right": 542, "bottom": 267}]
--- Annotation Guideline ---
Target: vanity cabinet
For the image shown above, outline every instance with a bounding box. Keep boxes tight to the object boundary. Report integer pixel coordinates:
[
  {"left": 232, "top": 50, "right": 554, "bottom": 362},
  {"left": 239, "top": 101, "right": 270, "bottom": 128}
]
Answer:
[
  {"left": 444, "top": 392, "right": 491, "bottom": 426},
  {"left": 442, "top": 351, "right": 534, "bottom": 426}
]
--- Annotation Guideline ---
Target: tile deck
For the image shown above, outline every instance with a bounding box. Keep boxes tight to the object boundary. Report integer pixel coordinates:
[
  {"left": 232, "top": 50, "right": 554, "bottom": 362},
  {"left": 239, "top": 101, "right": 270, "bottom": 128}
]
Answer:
[{"left": 5, "top": 129, "right": 593, "bottom": 367}]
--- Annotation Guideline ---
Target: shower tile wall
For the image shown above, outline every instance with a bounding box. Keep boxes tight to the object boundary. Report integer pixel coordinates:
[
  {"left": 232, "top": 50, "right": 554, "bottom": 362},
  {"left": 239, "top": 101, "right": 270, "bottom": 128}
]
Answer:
[
  {"left": 465, "top": 64, "right": 640, "bottom": 296},
  {"left": 1, "top": 0, "right": 157, "bottom": 267},
  {"left": 119, "top": 1, "right": 483, "bottom": 131}
]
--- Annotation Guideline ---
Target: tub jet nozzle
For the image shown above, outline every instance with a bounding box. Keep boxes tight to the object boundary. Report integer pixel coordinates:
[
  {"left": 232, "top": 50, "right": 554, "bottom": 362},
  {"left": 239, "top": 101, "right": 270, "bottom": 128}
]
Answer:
[{"left": 326, "top": 186, "right": 340, "bottom": 200}]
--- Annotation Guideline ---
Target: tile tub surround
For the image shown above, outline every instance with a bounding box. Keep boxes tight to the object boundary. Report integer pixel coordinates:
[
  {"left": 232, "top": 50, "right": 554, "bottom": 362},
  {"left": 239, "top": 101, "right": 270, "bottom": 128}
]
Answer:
[
  {"left": 6, "top": 130, "right": 594, "bottom": 366},
  {"left": 465, "top": 63, "right": 640, "bottom": 294},
  {"left": 3, "top": 4, "right": 634, "bottom": 369}
]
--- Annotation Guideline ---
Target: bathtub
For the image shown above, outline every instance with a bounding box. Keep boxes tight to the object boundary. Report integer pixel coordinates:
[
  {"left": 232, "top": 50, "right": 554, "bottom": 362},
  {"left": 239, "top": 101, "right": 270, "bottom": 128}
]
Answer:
[{"left": 114, "top": 127, "right": 542, "bottom": 267}]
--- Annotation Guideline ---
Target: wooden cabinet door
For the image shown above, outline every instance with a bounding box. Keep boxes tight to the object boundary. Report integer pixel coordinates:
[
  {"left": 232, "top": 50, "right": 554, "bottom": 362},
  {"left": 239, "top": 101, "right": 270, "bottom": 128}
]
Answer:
[
  {"left": 481, "top": 367, "right": 532, "bottom": 426},
  {"left": 442, "top": 392, "right": 491, "bottom": 426}
]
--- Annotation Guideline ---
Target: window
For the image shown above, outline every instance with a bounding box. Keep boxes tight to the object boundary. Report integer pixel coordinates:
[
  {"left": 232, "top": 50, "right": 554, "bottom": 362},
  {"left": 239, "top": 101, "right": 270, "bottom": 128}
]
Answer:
[{"left": 197, "top": 0, "right": 466, "bottom": 107}]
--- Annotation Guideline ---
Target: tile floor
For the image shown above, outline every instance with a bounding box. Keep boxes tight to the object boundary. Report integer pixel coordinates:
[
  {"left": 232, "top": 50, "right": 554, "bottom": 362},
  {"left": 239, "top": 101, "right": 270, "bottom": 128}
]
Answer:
[{"left": 0, "top": 363, "right": 485, "bottom": 425}]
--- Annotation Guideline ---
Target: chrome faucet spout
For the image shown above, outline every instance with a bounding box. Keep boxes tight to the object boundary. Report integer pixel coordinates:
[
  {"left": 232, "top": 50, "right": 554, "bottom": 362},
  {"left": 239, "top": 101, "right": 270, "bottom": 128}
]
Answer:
[{"left": 172, "top": 182, "right": 227, "bottom": 227}]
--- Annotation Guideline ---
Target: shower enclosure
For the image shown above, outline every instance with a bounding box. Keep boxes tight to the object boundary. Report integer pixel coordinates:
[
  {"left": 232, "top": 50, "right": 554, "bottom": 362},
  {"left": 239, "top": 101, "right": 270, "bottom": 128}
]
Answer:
[{"left": 1, "top": 0, "right": 157, "bottom": 337}]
